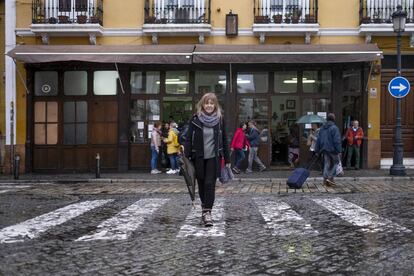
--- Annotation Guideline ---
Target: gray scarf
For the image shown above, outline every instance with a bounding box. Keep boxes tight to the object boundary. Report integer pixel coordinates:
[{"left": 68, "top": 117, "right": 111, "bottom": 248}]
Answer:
[{"left": 198, "top": 111, "right": 220, "bottom": 128}]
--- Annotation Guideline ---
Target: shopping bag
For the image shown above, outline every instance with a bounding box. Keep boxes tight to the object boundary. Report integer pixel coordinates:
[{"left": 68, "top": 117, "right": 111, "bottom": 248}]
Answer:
[
  {"left": 336, "top": 160, "right": 344, "bottom": 176},
  {"left": 219, "top": 158, "right": 234, "bottom": 184}
]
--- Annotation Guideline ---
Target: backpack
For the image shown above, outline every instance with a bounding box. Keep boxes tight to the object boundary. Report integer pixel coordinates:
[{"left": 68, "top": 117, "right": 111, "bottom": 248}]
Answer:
[{"left": 178, "top": 124, "right": 189, "bottom": 145}]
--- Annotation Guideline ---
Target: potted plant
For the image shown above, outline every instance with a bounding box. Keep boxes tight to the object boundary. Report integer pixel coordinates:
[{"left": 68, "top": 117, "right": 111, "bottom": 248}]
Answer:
[
  {"left": 58, "top": 15, "right": 70, "bottom": 23},
  {"left": 48, "top": 17, "right": 57, "bottom": 24},
  {"left": 373, "top": 12, "right": 381, "bottom": 23},
  {"left": 361, "top": 16, "right": 371, "bottom": 24},
  {"left": 77, "top": 15, "right": 87, "bottom": 24},
  {"left": 90, "top": 15, "right": 100, "bottom": 24},
  {"left": 255, "top": 15, "right": 270, "bottom": 23},
  {"left": 273, "top": 14, "right": 283, "bottom": 23},
  {"left": 284, "top": 13, "right": 291, "bottom": 23},
  {"left": 160, "top": 17, "right": 168, "bottom": 24},
  {"left": 145, "top": 16, "right": 156, "bottom": 23},
  {"left": 305, "top": 14, "right": 315, "bottom": 23},
  {"left": 291, "top": 9, "right": 300, "bottom": 23}
]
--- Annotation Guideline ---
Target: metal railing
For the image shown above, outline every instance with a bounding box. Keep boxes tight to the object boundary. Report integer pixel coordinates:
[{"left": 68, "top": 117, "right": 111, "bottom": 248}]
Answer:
[
  {"left": 144, "top": 0, "right": 211, "bottom": 24},
  {"left": 32, "top": 0, "right": 103, "bottom": 25},
  {"left": 254, "top": 0, "right": 318, "bottom": 24},
  {"left": 359, "top": 0, "right": 414, "bottom": 24}
]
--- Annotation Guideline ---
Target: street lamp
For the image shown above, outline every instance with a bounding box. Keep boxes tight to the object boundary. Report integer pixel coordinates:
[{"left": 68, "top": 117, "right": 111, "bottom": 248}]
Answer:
[{"left": 390, "top": 5, "right": 407, "bottom": 176}]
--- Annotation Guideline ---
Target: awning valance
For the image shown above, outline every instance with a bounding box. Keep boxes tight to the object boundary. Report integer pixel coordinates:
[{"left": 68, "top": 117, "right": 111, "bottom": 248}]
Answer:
[
  {"left": 192, "top": 44, "right": 383, "bottom": 63},
  {"left": 8, "top": 44, "right": 382, "bottom": 64},
  {"left": 7, "top": 45, "right": 195, "bottom": 64}
]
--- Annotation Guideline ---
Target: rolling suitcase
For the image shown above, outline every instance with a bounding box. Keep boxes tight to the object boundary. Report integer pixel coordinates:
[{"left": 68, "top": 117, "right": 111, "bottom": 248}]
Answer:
[{"left": 286, "top": 154, "right": 319, "bottom": 189}]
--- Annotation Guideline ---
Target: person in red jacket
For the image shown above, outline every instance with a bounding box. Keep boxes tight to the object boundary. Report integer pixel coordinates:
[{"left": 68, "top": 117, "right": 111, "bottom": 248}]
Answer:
[
  {"left": 345, "top": 120, "right": 364, "bottom": 170},
  {"left": 230, "top": 122, "right": 250, "bottom": 174}
]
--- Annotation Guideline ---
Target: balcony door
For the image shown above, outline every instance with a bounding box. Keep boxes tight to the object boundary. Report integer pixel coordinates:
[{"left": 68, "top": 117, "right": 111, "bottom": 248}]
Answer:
[
  {"left": 154, "top": 0, "right": 204, "bottom": 23},
  {"left": 45, "top": 0, "right": 92, "bottom": 21}
]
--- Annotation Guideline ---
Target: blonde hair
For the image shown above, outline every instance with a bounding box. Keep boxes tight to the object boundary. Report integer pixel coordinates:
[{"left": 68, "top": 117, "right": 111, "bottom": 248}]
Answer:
[{"left": 196, "top": 92, "right": 222, "bottom": 117}]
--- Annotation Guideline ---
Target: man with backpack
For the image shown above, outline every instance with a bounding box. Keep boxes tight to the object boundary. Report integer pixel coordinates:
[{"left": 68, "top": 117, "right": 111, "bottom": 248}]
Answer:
[{"left": 315, "top": 113, "right": 342, "bottom": 186}]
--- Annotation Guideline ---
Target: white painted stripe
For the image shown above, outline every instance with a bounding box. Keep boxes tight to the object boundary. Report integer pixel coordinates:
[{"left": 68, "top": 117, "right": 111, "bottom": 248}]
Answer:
[
  {"left": 15, "top": 52, "right": 192, "bottom": 56},
  {"left": 0, "top": 185, "right": 31, "bottom": 189},
  {"left": 0, "top": 200, "right": 113, "bottom": 243},
  {"left": 177, "top": 199, "right": 225, "bottom": 238},
  {"left": 254, "top": 198, "right": 318, "bottom": 236},
  {"left": 76, "top": 198, "right": 169, "bottom": 241},
  {"left": 193, "top": 51, "right": 382, "bottom": 55},
  {"left": 312, "top": 197, "right": 412, "bottom": 233},
  {"left": 0, "top": 190, "right": 11, "bottom": 194}
]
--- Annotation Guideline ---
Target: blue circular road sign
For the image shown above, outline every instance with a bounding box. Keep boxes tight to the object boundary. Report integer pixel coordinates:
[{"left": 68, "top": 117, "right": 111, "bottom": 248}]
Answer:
[{"left": 388, "top": 76, "right": 411, "bottom": 98}]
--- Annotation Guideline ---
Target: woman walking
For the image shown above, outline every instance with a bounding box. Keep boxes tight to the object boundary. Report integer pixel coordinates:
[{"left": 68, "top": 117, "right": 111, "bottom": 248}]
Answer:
[
  {"left": 150, "top": 122, "right": 162, "bottom": 174},
  {"left": 184, "top": 93, "right": 230, "bottom": 227},
  {"left": 230, "top": 122, "right": 250, "bottom": 174}
]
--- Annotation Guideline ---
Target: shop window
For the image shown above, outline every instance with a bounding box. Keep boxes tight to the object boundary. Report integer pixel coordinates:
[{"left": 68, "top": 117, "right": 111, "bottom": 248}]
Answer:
[
  {"left": 34, "top": 101, "right": 58, "bottom": 145},
  {"left": 130, "top": 71, "right": 160, "bottom": 94},
  {"left": 238, "top": 98, "right": 269, "bottom": 142},
  {"left": 165, "top": 71, "right": 189, "bottom": 94},
  {"left": 303, "top": 70, "right": 332, "bottom": 94},
  {"left": 93, "top": 71, "right": 118, "bottom": 95},
  {"left": 195, "top": 71, "right": 226, "bottom": 94},
  {"left": 274, "top": 71, "right": 297, "bottom": 93},
  {"left": 35, "top": 71, "right": 58, "bottom": 96},
  {"left": 63, "top": 101, "right": 87, "bottom": 145},
  {"left": 64, "top": 71, "right": 87, "bottom": 95},
  {"left": 237, "top": 72, "right": 268, "bottom": 94},
  {"left": 130, "top": 99, "right": 160, "bottom": 143},
  {"left": 343, "top": 68, "right": 362, "bottom": 93},
  {"left": 342, "top": 95, "right": 362, "bottom": 130}
]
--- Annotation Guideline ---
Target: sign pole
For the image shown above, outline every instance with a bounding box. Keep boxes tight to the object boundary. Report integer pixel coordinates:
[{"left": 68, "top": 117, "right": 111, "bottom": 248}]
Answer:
[{"left": 390, "top": 31, "right": 406, "bottom": 176}]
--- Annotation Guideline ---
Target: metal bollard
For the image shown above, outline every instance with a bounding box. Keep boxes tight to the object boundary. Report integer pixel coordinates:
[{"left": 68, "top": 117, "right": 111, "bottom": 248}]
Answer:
[
  {"left": 95, "top": 153, "right": 100, "bottom": 178},
  {"left": 14, "top": 155, "right": 20, "bottom": 180}
]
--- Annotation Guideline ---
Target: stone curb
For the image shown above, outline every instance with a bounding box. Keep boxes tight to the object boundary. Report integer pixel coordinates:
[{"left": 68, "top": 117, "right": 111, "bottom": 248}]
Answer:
[{"left": 1, "top": 176, "right": 414, "bottom": 185}]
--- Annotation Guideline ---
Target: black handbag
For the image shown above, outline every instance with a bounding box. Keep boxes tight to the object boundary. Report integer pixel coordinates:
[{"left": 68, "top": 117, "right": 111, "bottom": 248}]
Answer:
[{"left": 161, "top": 150, "right": 169, "bottom": 168}]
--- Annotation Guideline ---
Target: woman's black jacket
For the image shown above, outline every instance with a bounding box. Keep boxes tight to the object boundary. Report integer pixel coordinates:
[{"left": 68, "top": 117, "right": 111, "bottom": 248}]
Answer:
[{"left": 184, "top": 115, "right": 230, "bottom": 179}]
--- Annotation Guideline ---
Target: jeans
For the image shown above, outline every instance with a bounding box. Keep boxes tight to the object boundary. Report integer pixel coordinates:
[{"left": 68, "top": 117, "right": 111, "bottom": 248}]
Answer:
[
  {"left": 234, "top": 149, "right": 245, "bottom": 169},
  {"left": 346, "top": 145, "right": 360, "bottom": 169},
  {"left": 248, "top": 147, "right": 265, "bottom": 171},
  {"left": 150, "top": 146, "right": 159, "bottom": 170},
  {"left": 169, "top": 153, "right": 178, "bottom": 170},
  {"left": 323, "top": 152, "right": 339, "bottom": 180},
  {"left": 196, "top": 158, "right": 217, "bottom": 209}
]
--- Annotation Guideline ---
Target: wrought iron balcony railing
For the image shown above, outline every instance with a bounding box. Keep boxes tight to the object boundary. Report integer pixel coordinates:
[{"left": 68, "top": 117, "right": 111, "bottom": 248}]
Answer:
[
  {"left": 32, "top": 0, "right": 103, "bottom": 25},
  {"left": 359, "top": 0, "right": 414, "bottom": 24},
  {"left": 254, "top": 0, "right": 318, "bottom": 24},
  {"left": 144, "top": 0, "right": 211, "bottom": 24}
]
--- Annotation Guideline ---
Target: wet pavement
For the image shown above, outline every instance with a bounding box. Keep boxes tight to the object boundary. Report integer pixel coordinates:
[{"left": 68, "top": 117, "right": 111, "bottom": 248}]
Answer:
[{"left": 1, "top": 177, "right": 414, "bottom": 275}]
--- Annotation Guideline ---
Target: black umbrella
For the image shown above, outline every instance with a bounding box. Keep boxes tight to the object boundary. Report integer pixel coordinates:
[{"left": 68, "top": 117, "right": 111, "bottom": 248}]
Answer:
[{"left": 178, "top": 147, "right": 196, "bottom": 204}]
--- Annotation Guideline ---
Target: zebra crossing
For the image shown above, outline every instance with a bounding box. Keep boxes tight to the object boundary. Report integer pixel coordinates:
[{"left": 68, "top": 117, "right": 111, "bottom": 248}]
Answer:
[
  {"left": 0, "top": 184, "right": 31, "bottom": 194},
  {"left": 0, "top": 196, "right": 411, "bottom": 244}
]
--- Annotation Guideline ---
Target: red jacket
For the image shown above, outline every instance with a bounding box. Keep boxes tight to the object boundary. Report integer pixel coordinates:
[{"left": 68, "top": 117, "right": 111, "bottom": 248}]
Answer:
[
  {"left": 346, "top": 127, "right": 364, "bottom": 146},
  {"left": 230, "top": 128, "right": 250, "bottom": 150}
]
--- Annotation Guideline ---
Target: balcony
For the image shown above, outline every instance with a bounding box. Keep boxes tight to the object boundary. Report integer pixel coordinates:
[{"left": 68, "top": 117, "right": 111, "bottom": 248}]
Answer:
[
  {"left": 143, "top": 0, "right": 211, "bottom": 44},
  {"left": 359, "top": 0, "right": 414, "bottom": 45},
  {"left": 31, "top": 0, "right": 104, "bottom": 45},
  {"left": 252, "top": 0, "right": 319, "bottom": 44}
]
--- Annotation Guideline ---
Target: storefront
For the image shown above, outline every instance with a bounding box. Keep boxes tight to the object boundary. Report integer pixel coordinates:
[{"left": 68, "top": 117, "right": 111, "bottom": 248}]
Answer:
[{"left": 8, "top": 44, "right": 382, "bottom": 172}]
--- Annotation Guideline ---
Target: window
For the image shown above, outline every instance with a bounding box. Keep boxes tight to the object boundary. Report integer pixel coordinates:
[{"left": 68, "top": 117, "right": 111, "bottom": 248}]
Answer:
[
  {"left": 238, "top": 98, "right": 268, "bottom": 129},
  {"left": 274, "top": 71, "right": 297, "bottom": 93},
  {"left": 130, "top": 99, "right": 160, "bottom": 143},
  {"left": 130, "top": 71, "right": 160, "bottom": 94},
  {"left": 34, "top": 101, "right": 58, "bottom": 145},
  {"left": 64, "top": 71, "right": 87, "bottom": 95},
  {"left": 165, "top": 71, "right": 189, "bottom": 94},
  {"left": 63, "top": 101, "right": 88, "bottom": 145},
  {"left": 94, "top": 71, "right": 118, "bottom": 95},
  {"left": 35, "top": 71, "right": 58, "bottom": 96},
  {"left": 302, "top": 98, "right": 331, "bottom": 114},
  {"left": 303, "top": 70, "right": 332, "bottom": 94},
  {"left": 195, "top": 71, "right": 226, "bottom": 94},
  {"left": 237, "top": 72, "right": 268, "bottom": 93},
  {"left": 343, "top": 68, "right": 362, "bottom": 93}
]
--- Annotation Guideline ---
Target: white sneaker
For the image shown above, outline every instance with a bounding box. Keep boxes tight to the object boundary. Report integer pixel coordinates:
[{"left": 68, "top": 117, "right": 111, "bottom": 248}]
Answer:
[
  {"left": 150, "top": 169, "right": 159, "bottom": 174},
  {"left": 155, "top": 169, "right": 162, "bottom": 174},
  {"left": 166, "top": 169, "right": 175, "bottom": 174}
]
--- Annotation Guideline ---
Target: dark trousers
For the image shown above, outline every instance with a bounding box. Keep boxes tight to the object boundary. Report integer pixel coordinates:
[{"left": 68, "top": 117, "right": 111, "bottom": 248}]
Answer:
[
  {"left": 196, "top": 158, "right": 217, "bottom": 210},
  {"left": 346, "top": 145, "right": 360, "bottom": 169},
  {"left": 234, "top": 149, "right": 245, "bottom": 169}
]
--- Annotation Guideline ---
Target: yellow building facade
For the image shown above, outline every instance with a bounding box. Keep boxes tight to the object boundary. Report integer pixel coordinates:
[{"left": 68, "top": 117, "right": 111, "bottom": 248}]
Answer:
[{"left": 2, "top": 0, "right": 413, "bottom": 173}]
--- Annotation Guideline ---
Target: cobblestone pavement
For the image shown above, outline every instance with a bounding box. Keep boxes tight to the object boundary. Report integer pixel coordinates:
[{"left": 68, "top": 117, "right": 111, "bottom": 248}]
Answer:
[{"left": 1, "top": 179, "right": 414, "bottom": 275}]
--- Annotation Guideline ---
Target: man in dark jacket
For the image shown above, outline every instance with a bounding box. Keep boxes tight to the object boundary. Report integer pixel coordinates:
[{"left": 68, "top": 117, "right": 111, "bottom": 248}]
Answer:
[
  {"left": 246, "top": 120, "right": 266, "bottom": 173},
  {"left": 315, "top": 113, "right": 342, "bottom": 186}
]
